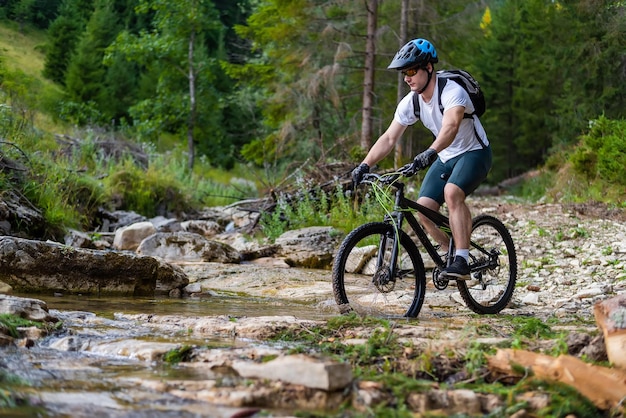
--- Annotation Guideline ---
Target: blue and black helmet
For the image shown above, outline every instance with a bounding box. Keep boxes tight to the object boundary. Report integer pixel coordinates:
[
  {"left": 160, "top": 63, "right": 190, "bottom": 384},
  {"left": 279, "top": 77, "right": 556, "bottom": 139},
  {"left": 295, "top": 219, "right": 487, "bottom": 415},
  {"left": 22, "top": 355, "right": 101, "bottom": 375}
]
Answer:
[{"left": 387, "top": 38, "right": 438, "bottom": 70}]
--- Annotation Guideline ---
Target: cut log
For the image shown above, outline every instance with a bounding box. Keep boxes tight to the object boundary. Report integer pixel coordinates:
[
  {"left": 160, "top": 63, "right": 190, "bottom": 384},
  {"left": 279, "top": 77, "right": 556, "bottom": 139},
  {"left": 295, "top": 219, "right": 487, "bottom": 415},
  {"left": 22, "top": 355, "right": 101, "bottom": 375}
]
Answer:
[
  {"left": 488, "top": 348, "right": 626, "bottom": 410},
  {"left": 594, "top": 294, "right": 626, "bottom": 369}
]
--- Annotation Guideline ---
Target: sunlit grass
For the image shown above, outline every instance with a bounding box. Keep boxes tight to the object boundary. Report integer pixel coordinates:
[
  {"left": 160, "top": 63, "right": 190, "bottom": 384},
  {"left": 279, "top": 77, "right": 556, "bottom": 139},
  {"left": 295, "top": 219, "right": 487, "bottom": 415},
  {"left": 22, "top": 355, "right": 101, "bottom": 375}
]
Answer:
[{"left": 0, "top": 23, "right": 47, "bottom": 76}]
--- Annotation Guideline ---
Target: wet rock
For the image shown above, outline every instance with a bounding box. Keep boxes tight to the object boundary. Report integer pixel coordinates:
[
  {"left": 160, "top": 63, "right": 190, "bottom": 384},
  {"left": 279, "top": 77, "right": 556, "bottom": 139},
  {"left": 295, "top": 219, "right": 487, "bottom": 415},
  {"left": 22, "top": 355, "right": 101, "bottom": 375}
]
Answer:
[
  {"left": 86, "top": 339, "right": 180, "bottom": 362},
  {"left": 0, "top": 236, "right": 188, "bottom": 296},
  {"left": 0, "top": 294, "right": 56, "bottom": 322},
  {"left": 115, "top": 313, "right": 325, "bottom": 341}
]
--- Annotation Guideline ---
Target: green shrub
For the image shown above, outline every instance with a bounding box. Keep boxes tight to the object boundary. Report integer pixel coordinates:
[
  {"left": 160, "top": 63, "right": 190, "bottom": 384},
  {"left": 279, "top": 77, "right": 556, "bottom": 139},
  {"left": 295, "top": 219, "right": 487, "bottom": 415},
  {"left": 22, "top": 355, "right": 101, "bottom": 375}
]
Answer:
[
  {"left": 103, "top": 157, "right": 195, "bottom": 217},
  {"left": 20, "top": 160, "right": 105, "bottom": 238},
  {"left": 259, "top": 183, "right": 389, "bottom": 241},
  {"left": 570, "top": 116, "right": 626, "bottom": 186},
  {"left": 570, "top": 147, "right": 597, "bottom": 178}
]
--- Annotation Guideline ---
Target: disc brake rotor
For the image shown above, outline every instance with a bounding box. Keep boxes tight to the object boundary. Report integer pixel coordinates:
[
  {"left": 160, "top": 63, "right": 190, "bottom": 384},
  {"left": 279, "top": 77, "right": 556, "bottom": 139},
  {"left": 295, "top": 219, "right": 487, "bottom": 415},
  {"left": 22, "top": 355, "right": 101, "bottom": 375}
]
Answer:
[{"left": 373, "top": 265, "right": 395, "bottom": 292}]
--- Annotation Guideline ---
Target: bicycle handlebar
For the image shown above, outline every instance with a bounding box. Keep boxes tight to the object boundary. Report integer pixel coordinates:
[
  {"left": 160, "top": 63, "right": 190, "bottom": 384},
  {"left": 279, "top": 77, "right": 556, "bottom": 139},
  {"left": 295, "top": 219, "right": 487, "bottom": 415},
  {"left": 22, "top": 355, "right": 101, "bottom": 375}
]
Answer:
[{"left": 361, "top": 171, "right": 403, "bottom": 186}]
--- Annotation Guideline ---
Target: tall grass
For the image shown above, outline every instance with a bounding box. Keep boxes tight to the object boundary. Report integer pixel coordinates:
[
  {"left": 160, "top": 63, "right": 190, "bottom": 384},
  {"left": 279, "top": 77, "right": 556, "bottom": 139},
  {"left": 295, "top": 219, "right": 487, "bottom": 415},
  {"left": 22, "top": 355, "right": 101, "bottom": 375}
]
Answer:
[{"left": 260, "top": 183, "right": 389, "bottom": 241}]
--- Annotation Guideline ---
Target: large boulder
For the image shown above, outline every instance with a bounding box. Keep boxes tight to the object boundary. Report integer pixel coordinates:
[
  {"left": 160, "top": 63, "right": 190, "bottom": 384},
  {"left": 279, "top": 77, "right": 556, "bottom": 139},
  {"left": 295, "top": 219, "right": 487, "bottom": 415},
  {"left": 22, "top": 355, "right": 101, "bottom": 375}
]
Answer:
[
  {"left": 0, "top": 236, "right": 187, "bottom": 296},
  {"left": 275, "top": 226, "right": 343, "bottom": 269},
  {"left": 136, "top": 231, "right": 241, "bottom": 263}
]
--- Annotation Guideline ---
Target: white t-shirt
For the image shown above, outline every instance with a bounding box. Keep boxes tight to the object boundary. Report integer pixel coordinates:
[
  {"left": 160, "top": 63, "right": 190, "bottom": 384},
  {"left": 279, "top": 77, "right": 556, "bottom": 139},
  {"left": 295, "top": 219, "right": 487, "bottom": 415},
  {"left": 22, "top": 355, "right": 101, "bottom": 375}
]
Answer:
[{"left": 394, "top": 77, "right": 489, "bottom": 163}]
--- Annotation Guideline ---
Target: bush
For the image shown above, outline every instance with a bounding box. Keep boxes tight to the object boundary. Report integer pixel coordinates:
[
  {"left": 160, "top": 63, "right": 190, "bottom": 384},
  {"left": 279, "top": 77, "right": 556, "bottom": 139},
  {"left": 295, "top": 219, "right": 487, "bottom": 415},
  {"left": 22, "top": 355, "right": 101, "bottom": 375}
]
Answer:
[{"left": 570, "top": 116, "right": 626, "bottom": 186}]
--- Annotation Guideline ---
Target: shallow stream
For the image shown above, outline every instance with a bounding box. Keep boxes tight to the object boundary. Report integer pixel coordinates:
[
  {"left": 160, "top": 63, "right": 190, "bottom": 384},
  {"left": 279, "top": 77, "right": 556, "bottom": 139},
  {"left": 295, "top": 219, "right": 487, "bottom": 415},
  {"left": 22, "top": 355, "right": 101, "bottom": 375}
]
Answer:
[
  {"left": 3, "top": 291, "right": 338, "bottom": 417},
  {"left": 29, "top": 292, "right": 335, "bottom": 321}
]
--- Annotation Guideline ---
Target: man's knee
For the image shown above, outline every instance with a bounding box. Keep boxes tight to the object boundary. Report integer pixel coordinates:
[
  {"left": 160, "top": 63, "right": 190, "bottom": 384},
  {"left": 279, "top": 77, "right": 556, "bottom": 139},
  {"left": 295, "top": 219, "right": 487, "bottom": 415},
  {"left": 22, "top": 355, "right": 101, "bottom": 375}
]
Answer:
[{"left": 444, "top": 183, "right": 465, "bottom": 200}]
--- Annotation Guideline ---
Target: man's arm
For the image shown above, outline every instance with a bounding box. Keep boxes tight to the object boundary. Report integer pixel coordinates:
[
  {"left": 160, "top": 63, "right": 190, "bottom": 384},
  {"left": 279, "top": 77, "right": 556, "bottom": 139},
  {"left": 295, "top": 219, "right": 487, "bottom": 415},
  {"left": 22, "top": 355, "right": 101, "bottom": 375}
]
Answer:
[
  {"left": 430, "top": 105, "right": 464, "bottom": 152},
  {"left": 362, "top": 119, "right": 408, "bottom": 167}
]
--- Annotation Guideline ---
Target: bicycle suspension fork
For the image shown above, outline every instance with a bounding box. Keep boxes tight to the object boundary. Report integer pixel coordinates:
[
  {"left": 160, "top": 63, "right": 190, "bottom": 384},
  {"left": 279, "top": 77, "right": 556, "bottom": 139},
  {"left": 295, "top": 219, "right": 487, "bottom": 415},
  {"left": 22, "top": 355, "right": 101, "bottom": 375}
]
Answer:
[{"left": 377, "top": 209, "right": 405, "bottom": 284}]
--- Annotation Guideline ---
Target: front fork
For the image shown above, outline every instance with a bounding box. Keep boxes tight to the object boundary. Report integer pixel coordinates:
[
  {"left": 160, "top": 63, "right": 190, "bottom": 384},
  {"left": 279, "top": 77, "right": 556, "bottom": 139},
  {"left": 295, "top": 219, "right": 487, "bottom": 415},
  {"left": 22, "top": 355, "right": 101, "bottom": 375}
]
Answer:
[{"left": 374, "top": 211, "right": 404, "bottom": 286}]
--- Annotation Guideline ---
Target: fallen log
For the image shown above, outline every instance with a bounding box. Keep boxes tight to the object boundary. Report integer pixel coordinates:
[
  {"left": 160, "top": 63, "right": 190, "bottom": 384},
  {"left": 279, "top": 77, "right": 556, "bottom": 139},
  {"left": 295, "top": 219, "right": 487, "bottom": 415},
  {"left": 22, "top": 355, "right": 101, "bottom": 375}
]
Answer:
[
  {"left": 488, "top": 348, "right": 626, "bottom": 410},
  {"left": 594, "top": 294, "right": 626, "bottom": 369}
]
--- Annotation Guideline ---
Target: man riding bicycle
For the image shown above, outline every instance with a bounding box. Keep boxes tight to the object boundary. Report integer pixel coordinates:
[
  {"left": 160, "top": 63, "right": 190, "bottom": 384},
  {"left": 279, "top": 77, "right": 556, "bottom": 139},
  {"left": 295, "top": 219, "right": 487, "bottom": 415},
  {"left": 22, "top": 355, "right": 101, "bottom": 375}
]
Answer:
[{"left": 352, "top": 38, "right": 492, "bottom": 279}]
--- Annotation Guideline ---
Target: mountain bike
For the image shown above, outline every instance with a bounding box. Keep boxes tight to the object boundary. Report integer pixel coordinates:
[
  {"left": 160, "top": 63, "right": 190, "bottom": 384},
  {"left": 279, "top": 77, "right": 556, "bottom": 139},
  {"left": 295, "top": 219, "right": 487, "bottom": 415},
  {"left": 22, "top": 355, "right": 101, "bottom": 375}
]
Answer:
[{"left": 332, "top": 170, "right": 517, "bottom": 318}]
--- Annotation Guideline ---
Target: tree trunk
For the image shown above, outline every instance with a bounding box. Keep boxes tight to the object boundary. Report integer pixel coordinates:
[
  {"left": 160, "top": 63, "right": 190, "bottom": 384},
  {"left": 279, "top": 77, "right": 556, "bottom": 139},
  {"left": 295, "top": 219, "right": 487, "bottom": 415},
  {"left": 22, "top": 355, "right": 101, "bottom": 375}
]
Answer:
[
  {"left": 360, "top": 0, "right": 378, "bottom": 150},
  {"left": 488, "top": 348, "right": 626, "bottom": 410},
  {"left": 394, "top": 0, "right": 409, "bottom": 169},
  {"left": 187, "top": 29, "right": 197, "bottom": 170}
]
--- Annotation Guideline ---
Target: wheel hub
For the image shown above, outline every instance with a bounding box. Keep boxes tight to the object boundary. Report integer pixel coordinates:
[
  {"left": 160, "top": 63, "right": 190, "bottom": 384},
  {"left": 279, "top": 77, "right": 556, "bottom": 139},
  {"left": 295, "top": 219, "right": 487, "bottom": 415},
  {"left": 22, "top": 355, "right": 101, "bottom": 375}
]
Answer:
[{"left": 373, "top": 265, "right": 395, "bottom": 292}]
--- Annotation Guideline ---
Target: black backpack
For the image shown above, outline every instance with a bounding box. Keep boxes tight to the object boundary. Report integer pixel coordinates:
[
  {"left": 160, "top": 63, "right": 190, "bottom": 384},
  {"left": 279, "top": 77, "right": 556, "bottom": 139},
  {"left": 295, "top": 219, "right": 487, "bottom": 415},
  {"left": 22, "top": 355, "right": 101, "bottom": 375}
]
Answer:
[{"left": 412, "top": 69, "right": 486, "bottom": 147}]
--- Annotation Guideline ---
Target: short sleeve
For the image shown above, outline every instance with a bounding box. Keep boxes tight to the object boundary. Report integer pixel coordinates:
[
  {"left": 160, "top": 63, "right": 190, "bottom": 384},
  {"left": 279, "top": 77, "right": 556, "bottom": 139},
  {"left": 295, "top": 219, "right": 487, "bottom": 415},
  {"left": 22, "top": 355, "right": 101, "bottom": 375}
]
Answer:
[{"left": 393, "top": 92, "right": 419, "bottom": 126}]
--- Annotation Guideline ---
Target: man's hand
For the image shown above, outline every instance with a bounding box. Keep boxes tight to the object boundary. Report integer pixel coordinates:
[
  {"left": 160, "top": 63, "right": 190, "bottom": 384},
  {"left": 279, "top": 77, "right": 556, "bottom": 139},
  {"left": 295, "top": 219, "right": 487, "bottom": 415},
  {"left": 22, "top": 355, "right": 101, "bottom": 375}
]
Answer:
[
  {"left": 402, "top": 148, "right": 437, "bottom": 177},
  {"left": 351, "top": 163, "right": 370, "bottom": 186}
]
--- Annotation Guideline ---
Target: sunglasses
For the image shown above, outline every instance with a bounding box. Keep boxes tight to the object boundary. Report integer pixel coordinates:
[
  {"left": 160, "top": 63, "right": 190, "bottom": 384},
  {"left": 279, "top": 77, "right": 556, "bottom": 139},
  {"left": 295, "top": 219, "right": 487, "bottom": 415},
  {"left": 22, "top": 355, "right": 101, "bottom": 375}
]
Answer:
[{"left": 402, "top": 67, "right": 421, "bottom": 77}]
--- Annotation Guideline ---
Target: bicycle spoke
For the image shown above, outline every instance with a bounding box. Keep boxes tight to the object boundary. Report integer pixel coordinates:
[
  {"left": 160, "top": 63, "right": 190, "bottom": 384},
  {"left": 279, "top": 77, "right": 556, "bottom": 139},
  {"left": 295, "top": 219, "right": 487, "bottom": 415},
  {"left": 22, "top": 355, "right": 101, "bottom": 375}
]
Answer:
[
  {"left": 333, "top": 223, "right": 426, "bottom": 318},
  {"left": 457, "top": 215, "right": 517, "bottom": 314}
]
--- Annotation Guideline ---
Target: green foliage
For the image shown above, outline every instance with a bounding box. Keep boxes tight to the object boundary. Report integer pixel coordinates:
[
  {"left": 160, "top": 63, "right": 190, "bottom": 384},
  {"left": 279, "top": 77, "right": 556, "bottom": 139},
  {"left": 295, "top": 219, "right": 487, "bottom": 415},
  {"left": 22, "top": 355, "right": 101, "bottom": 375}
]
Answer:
[
  {"left": 22, "top": 162, "right": 105, "bottom": 238},
  {"left": 570, "top": 116, "right": 626, "bottom": 186},
  {"left": 259, "top": 183, "right": 385, "bottom": 241},
  {"left": 510, "top": 379, "right": 599, "bottom": 418},
  {"left": 476, "top": 0, "right": 626, "bottom": 183},
  {"left": 0, "top": 313, "right": 40, "bottom": 338},
  {"left": 42, "top": 1, "right": 88, "bottom": 85},
  {"left": 511, "top": 316, "right": 555, "bottom": 340},
  {"left": 103, "top": 156, "right": 195, "bottom": 218},
  {"left": 64, "top": 1, "right": 120, "bottom": 116},
  {"left": 163, "top": 345, "right": 193, "bottom": 364}
]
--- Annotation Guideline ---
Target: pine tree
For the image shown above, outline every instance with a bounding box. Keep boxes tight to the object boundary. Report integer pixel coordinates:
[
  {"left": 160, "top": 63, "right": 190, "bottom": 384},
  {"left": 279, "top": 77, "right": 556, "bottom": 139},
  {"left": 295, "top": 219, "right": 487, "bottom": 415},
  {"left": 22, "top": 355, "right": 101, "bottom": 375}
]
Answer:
[
  {"left": 43, "top": 0, "right": 94, "bottom": 86},
  {"left": 65, "top": 1, "right": 120, "bottom": 112}
]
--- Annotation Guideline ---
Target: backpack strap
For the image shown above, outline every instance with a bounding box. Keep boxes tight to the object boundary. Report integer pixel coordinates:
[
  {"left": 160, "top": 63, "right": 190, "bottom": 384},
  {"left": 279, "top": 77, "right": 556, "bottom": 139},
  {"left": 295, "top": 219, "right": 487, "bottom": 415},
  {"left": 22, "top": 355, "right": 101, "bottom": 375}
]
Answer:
[
  {"left": 413, "top": 76, "right": 487, "bottom": 149},
  {"left": 412, "top": 92, "right": 420, "bottom": 119},
  {"left": 437, "top": 75, "right": 486, "bottom": 149}
]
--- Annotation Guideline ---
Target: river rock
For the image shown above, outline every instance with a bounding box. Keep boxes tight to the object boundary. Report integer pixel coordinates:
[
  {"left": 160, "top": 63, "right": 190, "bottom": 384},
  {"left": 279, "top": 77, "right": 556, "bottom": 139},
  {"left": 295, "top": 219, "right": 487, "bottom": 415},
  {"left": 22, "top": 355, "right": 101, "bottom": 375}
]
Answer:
[
  {"left": 113, "top": 221, "right": 157, "bottom": 251},
  {"left": 181, "top": 220, "right": 222, "bottom": 237},
  {"left": 136, "top": 231, "right": 241, "bottom": 263},
  {"left": 275, "top": 226, "right": 343, "bottom": 268},
  {"left": 0, "top": 294, "right": 56, "bottom": 322},
  {"left": 0, "top": 236, "right": 188, "bottom": 296},
  {"left": 232, "top": 354, "right": 352, "bottom": 391}
]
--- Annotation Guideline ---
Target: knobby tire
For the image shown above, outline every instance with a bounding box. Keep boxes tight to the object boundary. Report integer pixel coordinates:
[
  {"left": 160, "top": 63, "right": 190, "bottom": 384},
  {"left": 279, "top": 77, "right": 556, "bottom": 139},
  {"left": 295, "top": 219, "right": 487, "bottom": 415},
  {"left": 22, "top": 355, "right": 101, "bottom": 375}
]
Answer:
[
  {"left": 332, "top": 222, "right": 427, "bottom": 318},
  {"left": 457, "top": 214, "right": 517, "bottom": 314}
]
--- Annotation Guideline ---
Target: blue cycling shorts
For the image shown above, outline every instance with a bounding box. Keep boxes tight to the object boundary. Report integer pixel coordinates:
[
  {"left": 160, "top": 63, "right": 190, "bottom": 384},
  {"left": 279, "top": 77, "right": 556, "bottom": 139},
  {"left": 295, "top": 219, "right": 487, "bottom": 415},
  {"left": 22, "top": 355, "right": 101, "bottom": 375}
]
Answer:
[{"left": 418, "top": 146, "right": 492, "bottom": 205}]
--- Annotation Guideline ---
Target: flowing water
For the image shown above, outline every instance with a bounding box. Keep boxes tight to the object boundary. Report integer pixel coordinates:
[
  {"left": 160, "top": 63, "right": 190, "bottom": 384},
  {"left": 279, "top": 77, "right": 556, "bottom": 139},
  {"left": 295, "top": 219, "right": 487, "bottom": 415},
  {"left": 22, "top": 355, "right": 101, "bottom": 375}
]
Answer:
[
  {"left": 3, "top": 291, "right": 338, "bottom": 417},
  {"left": 26, "top": 292, "right": 335, "bottom": 321}
]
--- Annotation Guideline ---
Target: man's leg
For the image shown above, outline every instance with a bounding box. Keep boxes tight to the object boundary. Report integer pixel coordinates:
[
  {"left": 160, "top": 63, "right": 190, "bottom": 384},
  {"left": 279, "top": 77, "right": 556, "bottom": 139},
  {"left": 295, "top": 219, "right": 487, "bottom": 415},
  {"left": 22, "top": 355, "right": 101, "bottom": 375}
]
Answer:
[
  {"left": 444, "top": 183, "right": 471, "bottom": 250},
  {"left": 442, "top": 183, "right": 472, "bottom": 278},
  {"left": 416, "top": 196, "right": 449, "bottom": 249}
]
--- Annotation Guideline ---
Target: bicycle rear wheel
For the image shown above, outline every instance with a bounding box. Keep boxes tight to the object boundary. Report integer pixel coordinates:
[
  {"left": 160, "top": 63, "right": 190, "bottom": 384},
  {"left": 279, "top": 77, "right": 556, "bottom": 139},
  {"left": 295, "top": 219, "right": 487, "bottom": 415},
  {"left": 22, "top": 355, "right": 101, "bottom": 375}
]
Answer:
[
  {"left": 332, "top": 222, "right": 426, "bottom": 318},
  {"left": 457, "top": 214, "right": 517, "bottom": 314}
]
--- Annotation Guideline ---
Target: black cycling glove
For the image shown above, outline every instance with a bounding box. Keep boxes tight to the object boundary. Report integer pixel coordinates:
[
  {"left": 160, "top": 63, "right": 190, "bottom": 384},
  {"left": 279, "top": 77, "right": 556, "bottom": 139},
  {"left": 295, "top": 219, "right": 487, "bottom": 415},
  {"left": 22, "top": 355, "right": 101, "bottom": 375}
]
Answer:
[
  {"left": 403, "top": 149, "right": 437, "bottom": 177},
  {"left": 351, "top": 163, "right": 370, "bottom": 186}
]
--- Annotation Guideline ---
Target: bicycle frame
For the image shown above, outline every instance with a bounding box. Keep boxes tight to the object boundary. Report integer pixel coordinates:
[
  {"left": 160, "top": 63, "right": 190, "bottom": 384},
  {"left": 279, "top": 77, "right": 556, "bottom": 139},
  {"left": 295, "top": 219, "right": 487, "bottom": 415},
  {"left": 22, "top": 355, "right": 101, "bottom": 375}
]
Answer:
[
  {"left": 381, "top": 180, "right": 452, "bottom": 272},
  {"left": 369, "top": 173, "right": 501, "bottom": 282}
]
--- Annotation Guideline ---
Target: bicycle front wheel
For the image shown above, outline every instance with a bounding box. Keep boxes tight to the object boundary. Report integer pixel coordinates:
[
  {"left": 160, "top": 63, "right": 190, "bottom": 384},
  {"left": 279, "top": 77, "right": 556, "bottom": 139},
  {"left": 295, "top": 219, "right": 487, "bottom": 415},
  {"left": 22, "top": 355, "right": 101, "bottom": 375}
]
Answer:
[
  {"left": 332, "top": 222, "right": 427, "bottom": 318},
  {"left": 457, "top": 214, "right": 517, "bottom": 314}
]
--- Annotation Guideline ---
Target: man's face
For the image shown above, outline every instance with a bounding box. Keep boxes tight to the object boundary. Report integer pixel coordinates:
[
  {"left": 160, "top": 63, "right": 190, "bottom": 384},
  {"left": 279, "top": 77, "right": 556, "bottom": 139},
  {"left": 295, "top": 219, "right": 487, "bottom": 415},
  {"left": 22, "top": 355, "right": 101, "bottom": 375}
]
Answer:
[{"left": 402, "top": 64, "right": 430, "bottom": 92}]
